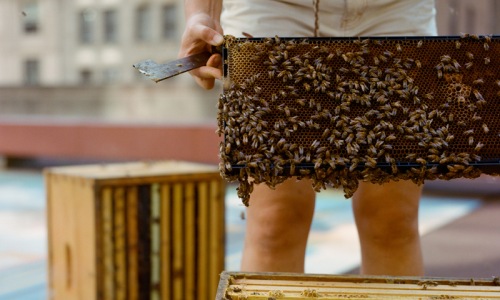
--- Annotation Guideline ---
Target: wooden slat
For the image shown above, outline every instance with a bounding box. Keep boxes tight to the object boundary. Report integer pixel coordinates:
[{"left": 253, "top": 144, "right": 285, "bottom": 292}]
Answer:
[
  {"left": 74, "top": 178, "right": 98, "bottom": 300},
  {"left": 137, "top": 185, "right": 151, "bottom": 300},
  {"left": 160, "top": 183, "right": 172, "bottom": 300},
  {"left": 233, "top": 278, "right": 500, "bottom": 292},
  {"left": 126, "top": 186, "right": 139, "bottom": 300},
  {"left": 47, "top": 174, "right": 73, "bottom": 299},
  {"left": 172, "top": 183, "right": 184, "bottom": 300},
  {"left": 196, "top": 181, "right": 209, "bottom": 300},
  {"left": 113, "top": 187, "right": 127, "bottom": 300},
  {"left": 209, "top": 180, "right": 225, "bottom": 299},
  {"left": 150, "top": 183, "right": 161, "bottom": 300},
  {"left": 101, "top": 187, "right": 114, "bottom": 300},
  {"left": 184, "top": 182, "right": 196, "bottom": 300}
]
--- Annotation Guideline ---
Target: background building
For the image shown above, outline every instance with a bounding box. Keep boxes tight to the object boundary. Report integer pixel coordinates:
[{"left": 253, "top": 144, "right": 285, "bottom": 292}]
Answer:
[
  {"left": 0, "top": 0, "right": 183, "bottom": 86},
  {"left": 0, "top": 0, "right": 499, "bottom": 161},
  {"left": 2, "top": 0, "right": 500, "bottom": 87},
  {"left": 0, "top": 0, "right": 222, "bottom": 124}
]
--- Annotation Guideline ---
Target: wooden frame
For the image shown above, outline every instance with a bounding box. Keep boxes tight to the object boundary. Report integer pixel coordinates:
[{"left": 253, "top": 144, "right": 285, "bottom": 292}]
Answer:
[
  {"left": 46, "top": 161, "right": 226, "bottom": 300},
  {"left": 216, "top": 271, "right": 500, "bottom": 299}
]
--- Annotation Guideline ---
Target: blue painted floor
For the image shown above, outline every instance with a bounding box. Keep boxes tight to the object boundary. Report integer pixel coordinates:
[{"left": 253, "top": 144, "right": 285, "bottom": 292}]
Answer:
[{"left": 0, "top": 169, "right": 482, "bottom": 299}]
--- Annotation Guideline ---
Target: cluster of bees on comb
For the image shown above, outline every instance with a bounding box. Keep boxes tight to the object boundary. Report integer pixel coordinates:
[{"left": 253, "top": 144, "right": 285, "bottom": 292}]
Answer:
[{"left": 217, "top": 34, "right": 500, "bottom": 205}]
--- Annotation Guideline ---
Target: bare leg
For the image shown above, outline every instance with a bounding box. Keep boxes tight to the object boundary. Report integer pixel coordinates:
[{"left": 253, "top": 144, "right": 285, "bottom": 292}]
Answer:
[
  {"left": 352, "top": 180, "right": 424, "bottom": 276},
  {"left": 240, "top": 178, "right": 316, "bottom": 273}
]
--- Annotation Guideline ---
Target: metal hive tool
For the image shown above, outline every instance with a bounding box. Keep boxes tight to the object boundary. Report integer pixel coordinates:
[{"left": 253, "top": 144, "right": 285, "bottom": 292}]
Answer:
[{"left": 218, "top": 35, "right": 500, "bottom": 205}]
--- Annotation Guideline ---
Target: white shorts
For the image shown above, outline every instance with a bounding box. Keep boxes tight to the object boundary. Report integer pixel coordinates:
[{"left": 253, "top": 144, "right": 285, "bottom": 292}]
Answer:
[{"left": 221, "top": 0, "right": 437, "bottom": 37}]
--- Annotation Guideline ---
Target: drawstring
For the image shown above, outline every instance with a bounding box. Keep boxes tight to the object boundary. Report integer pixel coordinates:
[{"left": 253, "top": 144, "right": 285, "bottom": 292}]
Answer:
[{"left": 313, "top": 0, "right": 320, "bottom": 37}]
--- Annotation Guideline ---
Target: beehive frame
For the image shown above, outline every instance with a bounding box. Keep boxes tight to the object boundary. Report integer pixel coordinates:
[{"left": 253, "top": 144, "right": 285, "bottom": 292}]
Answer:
[
  {"left": 46, "top": 161, "right": 225, "bottom": 300},
  {"left": 217, "top": 35, "right": 500, "bottom": 204},
  {"left": 216, "top": 271, "right": 500, "bottom": 299}
]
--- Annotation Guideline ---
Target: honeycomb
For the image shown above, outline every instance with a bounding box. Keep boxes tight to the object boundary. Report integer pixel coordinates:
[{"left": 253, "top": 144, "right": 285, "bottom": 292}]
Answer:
[{"left": 217, "top": 35, "right": 500, "bottom": 205}]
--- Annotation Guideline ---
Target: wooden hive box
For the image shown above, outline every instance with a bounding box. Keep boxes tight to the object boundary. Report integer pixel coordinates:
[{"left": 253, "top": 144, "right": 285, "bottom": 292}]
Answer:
[
  {"left": 46, "top": 161, "right": 226, "bottom": 300},
  {"left": 216, "top": 272, "right": 500, "bottom": 299}
]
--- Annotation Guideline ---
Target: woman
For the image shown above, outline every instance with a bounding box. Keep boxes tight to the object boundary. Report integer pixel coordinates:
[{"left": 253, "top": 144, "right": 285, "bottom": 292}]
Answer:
[{"left": 178, "top": 0, "right": 437, "bottom": 275}]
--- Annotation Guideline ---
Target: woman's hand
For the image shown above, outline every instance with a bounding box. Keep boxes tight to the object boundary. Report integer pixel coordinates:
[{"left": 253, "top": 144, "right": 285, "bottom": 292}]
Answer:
[{"left": 179, "top": 13, "right": 224, "bottom": 89}]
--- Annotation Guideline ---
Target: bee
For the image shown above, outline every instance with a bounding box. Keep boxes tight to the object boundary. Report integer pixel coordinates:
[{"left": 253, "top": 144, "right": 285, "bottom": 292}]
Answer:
[
  {"left": 482, "top": 123, "right": 489, "bottom": 133},
  {"left": 416, "top": 158, "right": 427, "bottom": 165},
  {"left": 428, "top": 154, "right": 440, "bottom": 162},
  {"left": 386, "top": 134, "right": 397, "bottom": 142},
  {"left": 468, "top": 136, "right": 474, "bottom": 146},
  {"left": 463, "top": 129, "right": 474, "bottom": 136},
  {"left": 383, "top": 50, "right": 394, "bottom": 58},
  {"left": 417, "top": 40, "right": 423, "bottom": 48},
  {"left": 471, "top": 89, "right": 484, "bottom": 101},
  {"left": 465, "top": 62, "right": 473, "bottom": 69},
  {"left": 484, "top": 57, "right": 491, "bottom": 65},
  {"left": 349, "top": 158, "right": 359, "bottom": 172},
  {"left": 224, "top": 142, "right": 232, "bottom": 154},
  {"left": 473, "top": 78, "right": 484, "bottom": 85},
  {"left": 474, "top": 142, "right": 484, "bottom": 152},
  {"left": 296, "top": 98, "right": 306, "bottom": 106},
  {"left": 455, "top": 41, "right": 461, "bottom": 49},
  {"left": 441, "top": 55, "right": 452, "bottom": 62},
  {"left": 484, "top": 43, "right": 490, "bottom": 51},
  {"left": 396, "top": 43, "right": 402, "bottom": 52},
  {"left": 471, "top": 153, "right": 481, "bottom": 161},
  {"left": 299, "top": 168, "right": 311, "bottom": 176},
  {"left": 470, "top": 113, "right": 481, "bottom": 122},
  {"left": 446, "top": 134, "right": 454, "bottom": 143},
  {"left": 362, "top": 156, "right": 376, "bottom": 169},
  {"left": 466, "top": 52, "right": 474, "bottom": 60}
]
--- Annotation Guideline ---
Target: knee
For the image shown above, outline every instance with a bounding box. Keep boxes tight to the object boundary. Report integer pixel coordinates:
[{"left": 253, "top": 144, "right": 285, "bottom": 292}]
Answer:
[
  {"left": 245, "top": 180, "right": 315, "bottom": 251},
  {"left": 353, "top": 181, "right": 421, "bottom": 246},
  {"left": 357, "top": 209, "right": 420, "bottom": 247}
]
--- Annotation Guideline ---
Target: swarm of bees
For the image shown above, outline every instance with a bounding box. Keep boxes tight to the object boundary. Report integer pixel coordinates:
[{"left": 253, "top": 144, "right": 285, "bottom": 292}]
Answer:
[{"left": 218, "top": 34, "right": 500, "bottom": 206}]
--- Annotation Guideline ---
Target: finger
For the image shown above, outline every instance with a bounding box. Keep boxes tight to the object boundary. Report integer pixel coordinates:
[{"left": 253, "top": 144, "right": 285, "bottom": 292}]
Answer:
[
  {"left": 207, "top": 53, "right": 222, "bottom": 69},
  {"left": 191, "top": 65, "right": 222, "bottom": 81},
  {"left": 191, "top": 23, "right": 224, "bottom": 46},
  {"left": 194, "top": 77, "right": 215, "bottom": 90}
]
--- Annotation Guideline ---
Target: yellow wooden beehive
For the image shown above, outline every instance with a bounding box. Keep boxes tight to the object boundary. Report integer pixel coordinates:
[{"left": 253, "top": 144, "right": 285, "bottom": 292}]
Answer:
[
  {"left": 46, "top": 161, "right": 226, "bottom": 300},
  {"left": 216, "top": 272, "right": 500, "bottom": 299}
]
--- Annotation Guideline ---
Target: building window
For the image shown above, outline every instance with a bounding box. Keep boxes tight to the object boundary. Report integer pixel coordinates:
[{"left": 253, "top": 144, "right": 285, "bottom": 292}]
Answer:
[
  {"left": 104, "top": 9, "right": 118, "bottom": 43},
  {"left": 135, "top": 5, "right": 151, "bottom": 41},
  {"left": 22, "top": 0, "right": 39, "bottom": 33},
  {"left": 161, "top": 4, "right": 177, "bottom": 40},
  {"left": 79, "top": 9, "right": 96, "bottom": 44},
  {"left": 24, "top": 59, "right": 40, "bottom": 85},
  {"left": 80, "top": 69, "right": 93, "bottom": 85}
]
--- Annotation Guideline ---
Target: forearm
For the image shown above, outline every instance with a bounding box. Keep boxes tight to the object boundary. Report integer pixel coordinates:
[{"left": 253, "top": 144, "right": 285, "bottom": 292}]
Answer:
[{"left": 184, "top": 0, "right": 222, "bottom": 20}]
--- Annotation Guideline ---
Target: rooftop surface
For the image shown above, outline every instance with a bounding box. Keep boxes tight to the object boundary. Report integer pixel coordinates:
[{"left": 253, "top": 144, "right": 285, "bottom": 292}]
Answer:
[{"left": 0, "top": 168, "right": 499, "bottom": 299}]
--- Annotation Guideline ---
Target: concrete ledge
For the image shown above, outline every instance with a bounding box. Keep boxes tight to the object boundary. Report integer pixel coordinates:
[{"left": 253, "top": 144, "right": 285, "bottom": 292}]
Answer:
[{"left": 0, "top": 119, "right": 221, "bottom": 164}]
